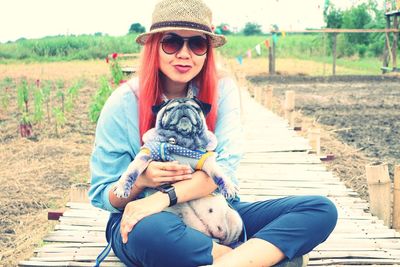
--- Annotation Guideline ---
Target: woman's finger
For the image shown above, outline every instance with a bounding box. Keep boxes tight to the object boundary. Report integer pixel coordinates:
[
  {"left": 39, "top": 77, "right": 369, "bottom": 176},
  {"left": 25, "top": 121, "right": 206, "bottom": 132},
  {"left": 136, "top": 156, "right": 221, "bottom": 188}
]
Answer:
[
  {"left": 155, "top": 161, "right": 192, "bottom": 172},
  {"left": 154, "top": 174, "right": 192, "bottom": 183},
  {"left": 121, "top": 216, "right": 139, "bottom": 243},
  {"left": 158, "top": 168, "right": 192, "bottom": 178}
]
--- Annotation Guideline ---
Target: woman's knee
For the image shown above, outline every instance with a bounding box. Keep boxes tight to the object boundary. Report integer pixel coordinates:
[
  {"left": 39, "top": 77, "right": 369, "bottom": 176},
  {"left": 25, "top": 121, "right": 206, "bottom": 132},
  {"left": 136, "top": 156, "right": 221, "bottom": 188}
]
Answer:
[
  {"left": 129, "top": 211, "right": 213, "bottom": 267},
  {"left": 304, "top": 195, "right": 338, "bottom": 232},
  {"left": 314, "top": 196, "right": 337, "bottom": 221},
  {"left": 131, "top": 211, "right": 183, "bottom": 246}
]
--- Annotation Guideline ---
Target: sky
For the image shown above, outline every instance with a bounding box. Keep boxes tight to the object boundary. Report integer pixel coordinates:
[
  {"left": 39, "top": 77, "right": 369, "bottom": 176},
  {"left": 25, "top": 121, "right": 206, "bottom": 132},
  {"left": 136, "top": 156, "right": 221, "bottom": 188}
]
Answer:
[{"left": 0, "top": 0, "right": 364, "bottom": 43}]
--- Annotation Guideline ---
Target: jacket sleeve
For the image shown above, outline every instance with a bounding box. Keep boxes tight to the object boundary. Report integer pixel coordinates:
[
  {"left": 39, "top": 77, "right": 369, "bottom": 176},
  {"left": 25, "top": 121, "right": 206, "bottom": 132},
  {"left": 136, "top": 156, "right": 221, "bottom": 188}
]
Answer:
[
  {"left": 88, "top": 84, "right": 140, "bottom": 213},
  {"left": 214, "top": 77, "right": 244, "bottom": 191}
]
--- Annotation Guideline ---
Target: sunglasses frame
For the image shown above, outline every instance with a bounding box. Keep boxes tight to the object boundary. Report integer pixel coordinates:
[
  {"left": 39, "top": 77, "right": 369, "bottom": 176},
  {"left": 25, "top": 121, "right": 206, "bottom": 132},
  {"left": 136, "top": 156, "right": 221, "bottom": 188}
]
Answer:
[{"left": 160, "top": 33, "right": 209, "bottom": 56}]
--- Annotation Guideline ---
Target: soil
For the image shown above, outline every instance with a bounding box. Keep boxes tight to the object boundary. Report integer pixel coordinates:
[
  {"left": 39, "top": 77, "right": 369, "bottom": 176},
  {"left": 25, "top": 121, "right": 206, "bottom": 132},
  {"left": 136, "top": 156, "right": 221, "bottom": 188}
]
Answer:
[
  {"left": 1, "top": 57, "right": 399, "bottom": 266},
  {"left": 244, "top": 74, "right": 400, "bottom": 200}
]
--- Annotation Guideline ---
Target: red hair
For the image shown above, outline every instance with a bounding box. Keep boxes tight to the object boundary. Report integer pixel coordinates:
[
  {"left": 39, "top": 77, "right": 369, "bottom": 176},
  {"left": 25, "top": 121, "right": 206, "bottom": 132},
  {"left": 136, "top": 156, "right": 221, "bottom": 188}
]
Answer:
[{"left": 138, "top": 33, "right": 218, "bottom": 140}]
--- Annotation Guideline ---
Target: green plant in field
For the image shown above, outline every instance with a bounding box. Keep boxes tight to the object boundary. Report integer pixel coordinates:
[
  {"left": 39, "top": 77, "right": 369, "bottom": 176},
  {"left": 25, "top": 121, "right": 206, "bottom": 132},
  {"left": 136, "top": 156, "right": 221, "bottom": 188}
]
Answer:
[
  {"left": 41, "top": 81, "right": 52, "bottom": 123},
  {"left": 55, "top": 79, "right": 65, "bottom": 113},
  {"left": 19, "top": 111, "right": 33, "bottom": 137},
  {"left": 89, "top": 76, "right": 113, "bottom": 123},
  {"left": 17, "top": 78, "right": 33, "bottom": 137},
  {"left": 107, "top": 53, "right": 124, "bottom": 85},
  {"left": 65, "top": 80, "right": 83, "bottom": 112},
  {"left": 33, "top": 79, "right": 44, "bottom": 123},
  {"left": 0, "top": 77, "right": 14, "bottom": 110},
  {"left": 1, "top": 88, "right": 10, "bottom": 110},
  {"left": 17, "top": 78, "right": 29, "bottom": 113},
  {"left": 52, "top": 107, "right": 66, "bottom": 137}
]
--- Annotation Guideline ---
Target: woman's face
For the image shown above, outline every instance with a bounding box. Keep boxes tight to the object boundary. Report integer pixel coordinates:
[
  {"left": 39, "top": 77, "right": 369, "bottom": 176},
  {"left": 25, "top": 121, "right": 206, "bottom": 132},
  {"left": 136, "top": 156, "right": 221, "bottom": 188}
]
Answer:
[{"left": 158, "top": 30, "right": 208, "bottom": 86}]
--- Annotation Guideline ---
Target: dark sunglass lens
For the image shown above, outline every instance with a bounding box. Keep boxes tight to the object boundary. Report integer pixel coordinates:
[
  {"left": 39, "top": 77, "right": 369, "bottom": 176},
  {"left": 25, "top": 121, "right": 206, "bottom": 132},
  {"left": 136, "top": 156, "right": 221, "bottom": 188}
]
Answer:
[
  {"left": 189, "top": 37, "right": 208, "bottom": 55},
  {"left": 162, "top": 36, "right": 183, "bottom": 54}
]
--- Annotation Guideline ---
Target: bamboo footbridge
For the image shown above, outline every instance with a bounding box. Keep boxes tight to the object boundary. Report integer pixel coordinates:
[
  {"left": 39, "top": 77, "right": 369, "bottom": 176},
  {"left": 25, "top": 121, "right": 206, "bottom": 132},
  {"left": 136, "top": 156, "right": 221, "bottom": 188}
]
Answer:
[{"left": 19, "top": 88, "right": 400, "bottom": 266}]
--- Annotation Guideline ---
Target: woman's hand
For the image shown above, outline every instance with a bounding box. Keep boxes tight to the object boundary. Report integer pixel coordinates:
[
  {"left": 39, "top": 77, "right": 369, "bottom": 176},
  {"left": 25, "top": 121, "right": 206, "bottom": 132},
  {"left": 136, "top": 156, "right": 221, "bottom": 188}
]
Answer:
[
  {"left": 135, "top": 161, "right": 192, "bottom": 189},
  {"left": 120, "top": 192, "right": 169, "bottom": 243}
]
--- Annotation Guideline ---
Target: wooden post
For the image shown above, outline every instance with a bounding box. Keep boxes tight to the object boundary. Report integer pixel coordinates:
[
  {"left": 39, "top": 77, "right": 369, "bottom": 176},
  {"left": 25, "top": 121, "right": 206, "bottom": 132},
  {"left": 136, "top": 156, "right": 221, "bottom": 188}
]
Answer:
[
  {"left": 269, "top": 46, "right": 276, "bottom": 75},
  {"left": 365, "top": 162, "right": 391, "bottom": 227},
  {"left": 284, "top": 90, "right": 295, "bottom": 128},
  {"left": 391, "top": 16, "right": 399, "bottom": 69},
  {"left": 263, "top": 86, "right": 274, "bottom": 110},
  {"left": 393, "top": 165, "right": 400, "bottom": 230},
  {"left": 270, "top": 33, "right": 276, "bottom": 75},
  {"left": 332, "top": 33, "right": 337, "bottom": 76},
  {"left": 70, "top": 183, "right": 90, "bottom": 203},
  {"left": 383, "top": 16, "right": 391, "bottom": 70},
  {"left": 308, "top": 128, "right": 321, "bottom": 156},
  {"left": 254, "top": 87, "right": 263, "bottom": 103}
]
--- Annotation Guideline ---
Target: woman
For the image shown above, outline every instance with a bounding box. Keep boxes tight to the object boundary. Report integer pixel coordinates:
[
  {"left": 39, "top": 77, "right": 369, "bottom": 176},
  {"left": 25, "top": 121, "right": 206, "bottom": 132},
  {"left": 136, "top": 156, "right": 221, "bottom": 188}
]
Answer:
[{"left": 89, "top": 0, "right": 338, "bottom": 266}]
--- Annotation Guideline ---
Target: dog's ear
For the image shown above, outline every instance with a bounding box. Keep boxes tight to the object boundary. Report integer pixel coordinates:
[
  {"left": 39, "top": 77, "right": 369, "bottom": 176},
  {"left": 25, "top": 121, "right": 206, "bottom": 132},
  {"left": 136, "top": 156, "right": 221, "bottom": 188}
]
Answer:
[
  {"left": 193, "top": 97, "right": 212, "bottom": 116},
  {"left": 151, "top": 100, "right": 169, "bottom": 114}
]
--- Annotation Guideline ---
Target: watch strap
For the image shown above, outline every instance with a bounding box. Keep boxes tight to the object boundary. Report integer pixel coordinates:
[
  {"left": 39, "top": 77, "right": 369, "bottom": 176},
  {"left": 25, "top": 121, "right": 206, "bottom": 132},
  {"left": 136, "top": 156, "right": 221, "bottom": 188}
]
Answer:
[{"left": 157, "top": 184, "right": 177, "bottom": 207}]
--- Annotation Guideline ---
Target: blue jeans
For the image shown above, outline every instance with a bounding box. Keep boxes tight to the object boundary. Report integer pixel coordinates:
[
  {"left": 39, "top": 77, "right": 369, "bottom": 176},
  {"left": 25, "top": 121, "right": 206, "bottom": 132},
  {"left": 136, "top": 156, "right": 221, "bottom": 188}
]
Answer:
[{"left": 106, "top": 195, "right": 338, "bottom": 267}]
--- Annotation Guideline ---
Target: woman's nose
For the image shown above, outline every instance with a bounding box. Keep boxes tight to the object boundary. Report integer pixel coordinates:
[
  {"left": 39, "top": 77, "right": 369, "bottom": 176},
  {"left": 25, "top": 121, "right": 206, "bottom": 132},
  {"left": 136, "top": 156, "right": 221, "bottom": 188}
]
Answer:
[{"left": 176, "top": 41, "right": 191, "bottom": 58}]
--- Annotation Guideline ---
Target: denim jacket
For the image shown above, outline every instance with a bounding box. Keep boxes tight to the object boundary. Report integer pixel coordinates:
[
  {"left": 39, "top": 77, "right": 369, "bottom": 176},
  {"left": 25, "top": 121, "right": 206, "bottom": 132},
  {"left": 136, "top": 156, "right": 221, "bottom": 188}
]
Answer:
[{"left": 89, "top": 76, "right": 243, "bottom": 213}]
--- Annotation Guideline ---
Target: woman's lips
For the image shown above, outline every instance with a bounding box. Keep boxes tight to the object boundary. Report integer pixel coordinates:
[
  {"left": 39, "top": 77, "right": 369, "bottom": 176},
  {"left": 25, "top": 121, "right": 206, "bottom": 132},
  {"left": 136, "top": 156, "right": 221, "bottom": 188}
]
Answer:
[{"left": 174, "top": 65, "right": 192, "bottom": 73}]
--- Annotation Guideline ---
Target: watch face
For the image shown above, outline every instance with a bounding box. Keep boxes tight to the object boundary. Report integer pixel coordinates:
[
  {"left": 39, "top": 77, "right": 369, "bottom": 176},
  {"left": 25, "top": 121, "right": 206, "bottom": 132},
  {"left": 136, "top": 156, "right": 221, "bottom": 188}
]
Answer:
[
  {"left": 158, "top": 184, "right": 177, "bottom": 207},
  {"left": 159, "top": 184, "right": 173, "bottom": 192}
]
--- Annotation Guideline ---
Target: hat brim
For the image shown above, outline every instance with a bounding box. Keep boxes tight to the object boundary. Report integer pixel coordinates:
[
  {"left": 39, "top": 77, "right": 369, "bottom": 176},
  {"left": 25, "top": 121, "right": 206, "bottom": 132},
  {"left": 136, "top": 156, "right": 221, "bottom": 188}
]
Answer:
[{"left": 135, "top": 27, "right": 227, "bottom": 48}]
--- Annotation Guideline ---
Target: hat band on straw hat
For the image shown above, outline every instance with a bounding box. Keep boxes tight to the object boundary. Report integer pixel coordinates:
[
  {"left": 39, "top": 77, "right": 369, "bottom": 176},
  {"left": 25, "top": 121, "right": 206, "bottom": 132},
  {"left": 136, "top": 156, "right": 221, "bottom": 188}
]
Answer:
[{"left": 151, "top": 21, "right": 212, "bottom": 33}]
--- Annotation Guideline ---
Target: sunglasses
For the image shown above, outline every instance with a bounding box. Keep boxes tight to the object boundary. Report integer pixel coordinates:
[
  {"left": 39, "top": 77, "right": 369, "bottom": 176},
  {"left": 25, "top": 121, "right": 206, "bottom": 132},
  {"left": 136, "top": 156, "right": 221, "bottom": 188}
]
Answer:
[{"left": 160, "top": 33, "right": 209, "bottom": 56}]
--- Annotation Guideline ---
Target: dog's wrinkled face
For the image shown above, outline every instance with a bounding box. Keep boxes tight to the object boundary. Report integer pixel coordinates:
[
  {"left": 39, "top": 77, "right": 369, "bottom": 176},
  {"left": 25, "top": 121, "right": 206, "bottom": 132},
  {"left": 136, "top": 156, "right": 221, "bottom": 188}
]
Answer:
[{"left": 153, "top": 98, "right": 210, "bottom": 138}]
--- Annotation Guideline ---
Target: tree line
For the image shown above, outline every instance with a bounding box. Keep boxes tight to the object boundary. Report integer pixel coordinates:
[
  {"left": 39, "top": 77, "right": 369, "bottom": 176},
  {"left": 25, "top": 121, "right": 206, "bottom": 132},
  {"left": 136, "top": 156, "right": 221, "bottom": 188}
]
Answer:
[{"left": 127, "top": 0, "right": 394, "bottom": 58}]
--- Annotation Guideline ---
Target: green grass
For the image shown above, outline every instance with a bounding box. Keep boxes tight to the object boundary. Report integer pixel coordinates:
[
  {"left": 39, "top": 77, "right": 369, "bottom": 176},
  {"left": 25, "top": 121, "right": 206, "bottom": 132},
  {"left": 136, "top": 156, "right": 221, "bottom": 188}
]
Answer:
[
  {"left": 219, "top": 34, "right": 398, "bottom": 75},
  {"left": 1, "top": 33, "right": 398, "bottom": 75},
  {"left": 0, "top": 34, "right": 141, "bottom": 62}
]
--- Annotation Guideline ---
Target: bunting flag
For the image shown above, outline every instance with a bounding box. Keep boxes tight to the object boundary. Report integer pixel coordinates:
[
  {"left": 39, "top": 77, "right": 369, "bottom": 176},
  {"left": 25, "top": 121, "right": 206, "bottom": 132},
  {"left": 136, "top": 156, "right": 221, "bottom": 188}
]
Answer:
[
  {"left": 236, "top": 56, "right": 243, "bottom": 65},
  {"left": 247, "top": 49, "right": 252, "bottom": 58},
  {"left": 235, "top": 32, "right": 287, "bottom": 65},
  {"left": 265, "top": 40, "right": 270, "bottom": 49},
  {"left": 255, "top": 44, "right": 261, "bottom": 55}
]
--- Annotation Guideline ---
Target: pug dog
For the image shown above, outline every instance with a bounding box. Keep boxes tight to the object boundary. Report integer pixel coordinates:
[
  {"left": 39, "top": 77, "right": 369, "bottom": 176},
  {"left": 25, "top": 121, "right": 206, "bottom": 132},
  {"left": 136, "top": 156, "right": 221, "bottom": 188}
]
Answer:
[{"left": 113, "top": 97, "right": 242, "bottom": 245}]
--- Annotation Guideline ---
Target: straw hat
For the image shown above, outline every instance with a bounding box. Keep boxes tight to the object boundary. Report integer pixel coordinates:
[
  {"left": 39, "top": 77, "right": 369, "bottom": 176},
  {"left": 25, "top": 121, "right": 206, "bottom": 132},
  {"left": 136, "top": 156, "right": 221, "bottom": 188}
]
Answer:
[{"left": 135, "top": 0, "right": 227, "bottom": 47}]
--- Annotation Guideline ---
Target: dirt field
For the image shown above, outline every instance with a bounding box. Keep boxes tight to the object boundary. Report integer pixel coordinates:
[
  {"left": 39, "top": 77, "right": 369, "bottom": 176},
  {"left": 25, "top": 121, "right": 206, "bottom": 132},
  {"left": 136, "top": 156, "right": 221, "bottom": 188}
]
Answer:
[
  {"left": 244, "top": 74, "right": 400, "bottom": 200},
  {"left": 0, "top": 60, "right": 110, "bottom": 266},
  {"left": 0, "top": 57, "right": 399, "bottom": 266}
]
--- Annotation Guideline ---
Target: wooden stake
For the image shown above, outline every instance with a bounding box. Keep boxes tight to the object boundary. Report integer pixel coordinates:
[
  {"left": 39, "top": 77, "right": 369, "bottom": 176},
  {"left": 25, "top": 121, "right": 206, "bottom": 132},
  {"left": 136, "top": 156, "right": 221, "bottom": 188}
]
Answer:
[
  {"left": 70, "top": 183, "right": 90, "bottom": 203},
  {"left": 284, "top": 90, "right": 295, "bottom": 128},
  {"left": 308, "top": 128, "right": 321, "bottom": 156},
  {"left": 365, "top": 162, "right": 391, "bottom": 227},
  {"left": 393, "top": 165, "right": 400, "bottom": 230},
  {"left": 332, "top": 33, "right": 337, "bottom": 76},
  {"left": 263, "top": 86, "right": 274, "bottom": 110},
  {"left": 254, "top": 87, "right": 263, "bottom": 103},
  {"left": 392, "top": 16, "right": 399, "bottom": 69},
  {"left": 383, "top": 16, "right": 391, "bottom": 69}
]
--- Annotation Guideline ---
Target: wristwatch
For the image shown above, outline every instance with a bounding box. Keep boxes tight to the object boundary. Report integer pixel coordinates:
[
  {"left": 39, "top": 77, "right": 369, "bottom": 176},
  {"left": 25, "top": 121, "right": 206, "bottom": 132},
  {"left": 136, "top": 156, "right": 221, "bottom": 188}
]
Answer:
[{"left": 157, "top": 184, "right": 178, "bottom": 207}]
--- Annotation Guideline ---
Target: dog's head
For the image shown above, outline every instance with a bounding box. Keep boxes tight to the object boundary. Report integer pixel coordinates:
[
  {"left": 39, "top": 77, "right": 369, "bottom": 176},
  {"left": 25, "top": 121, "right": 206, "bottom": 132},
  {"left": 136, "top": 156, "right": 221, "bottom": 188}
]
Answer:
[{"left": 151, "top": 97, "right": 212, "bottom": 149}]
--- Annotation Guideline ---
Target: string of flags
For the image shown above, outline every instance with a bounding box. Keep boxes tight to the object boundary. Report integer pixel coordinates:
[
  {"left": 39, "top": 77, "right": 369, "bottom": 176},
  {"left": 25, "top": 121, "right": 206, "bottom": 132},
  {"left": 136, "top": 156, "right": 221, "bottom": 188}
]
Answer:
[{"left": 235, "top": 31, "right": 286, "bottom": 65}]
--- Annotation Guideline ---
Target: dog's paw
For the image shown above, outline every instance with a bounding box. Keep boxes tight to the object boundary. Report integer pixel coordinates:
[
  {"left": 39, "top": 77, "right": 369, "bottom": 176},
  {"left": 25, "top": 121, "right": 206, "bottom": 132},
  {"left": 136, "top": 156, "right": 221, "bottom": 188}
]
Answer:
[
  {"left": 113, "top": 171, "right": 139, "bottom": 198},
  {"left": 113, "top": 184, "right": 128, "bottom": 198},
  {"left": 213, "top": 174, "right": 238, "bottom": 198}
]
